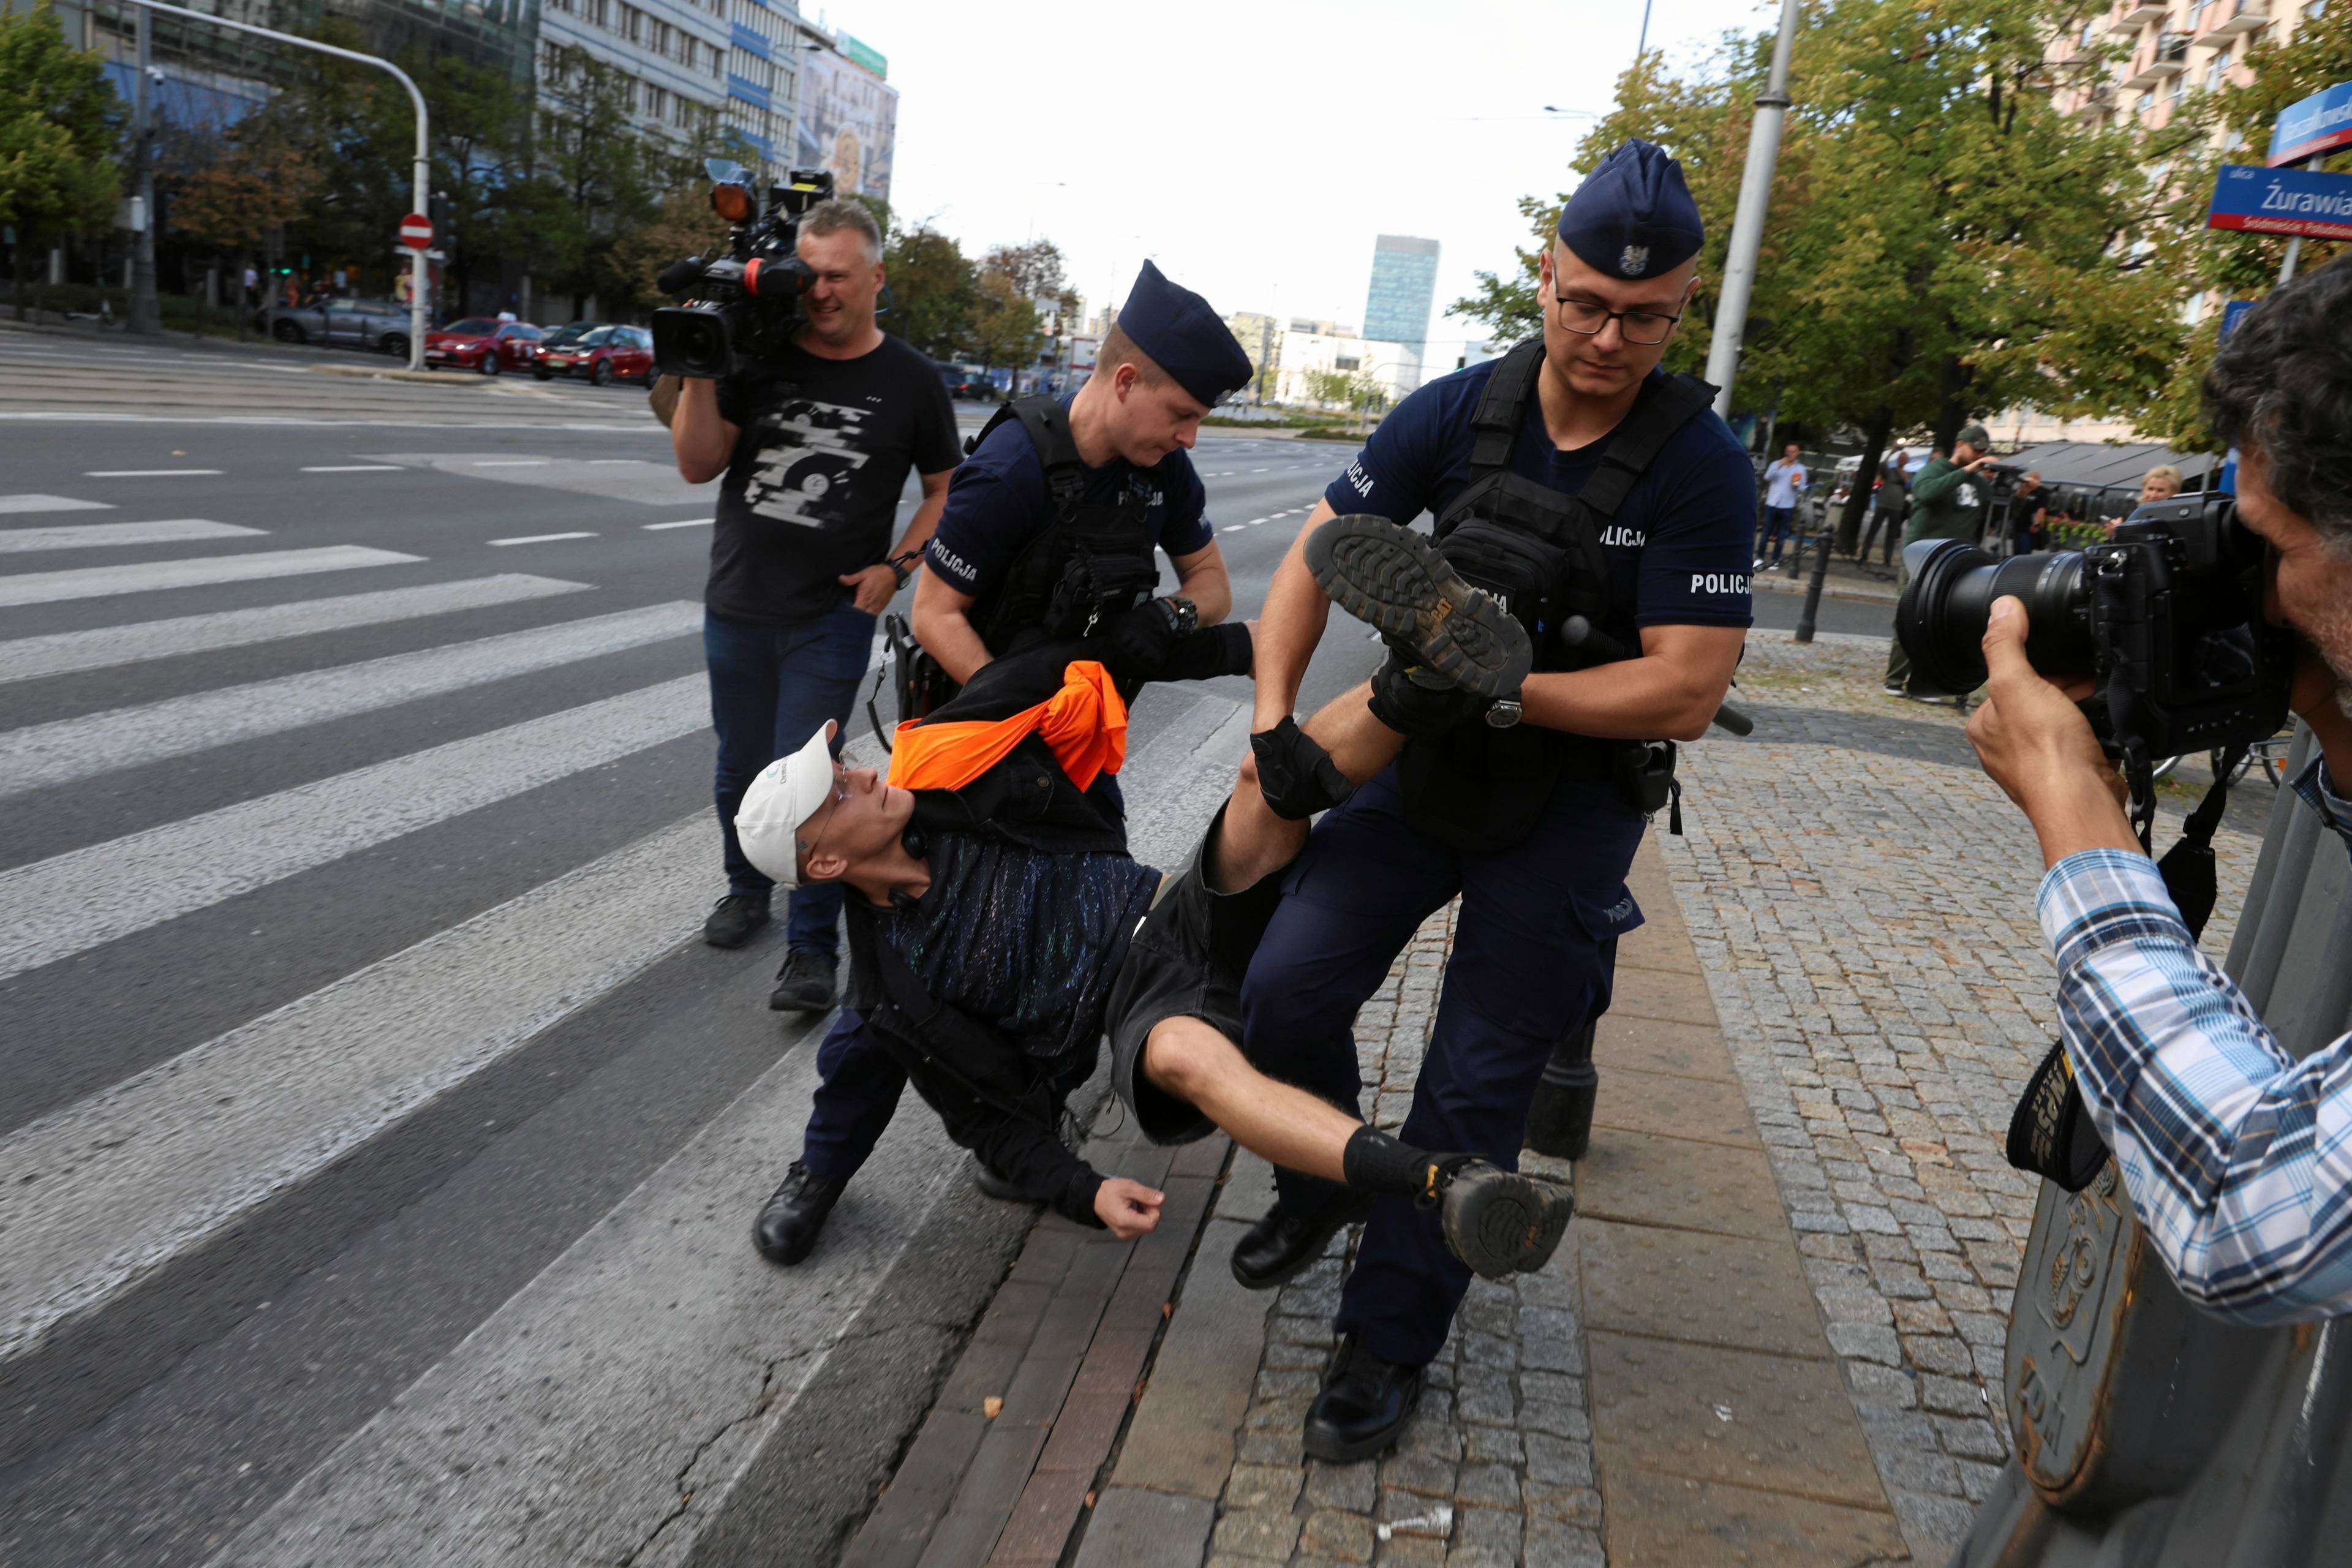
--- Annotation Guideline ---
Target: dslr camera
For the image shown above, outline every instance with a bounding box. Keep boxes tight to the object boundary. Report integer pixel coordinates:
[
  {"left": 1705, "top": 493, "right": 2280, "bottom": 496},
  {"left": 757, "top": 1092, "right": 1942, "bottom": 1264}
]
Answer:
[
  {"left": 651, "top": 161, "right": 837, "bottom": 380},
  {"left": 1896, "top": 494, "right": 2295, "bottom": 785}
]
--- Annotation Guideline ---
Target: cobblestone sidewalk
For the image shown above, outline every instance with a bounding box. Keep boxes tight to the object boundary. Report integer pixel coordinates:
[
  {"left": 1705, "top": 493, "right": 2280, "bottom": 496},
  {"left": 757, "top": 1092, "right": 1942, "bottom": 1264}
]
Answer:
[{"left": 1664, "top": 630, "right": 2269, "bottom": 1558}]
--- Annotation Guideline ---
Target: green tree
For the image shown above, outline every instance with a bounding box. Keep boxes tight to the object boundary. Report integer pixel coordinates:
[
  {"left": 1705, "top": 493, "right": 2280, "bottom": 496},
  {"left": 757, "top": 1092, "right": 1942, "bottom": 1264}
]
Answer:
[
  {"left": 163, "top": 119, "right": 321, "bottom": 337},
  {"left": 0, "top": 1, "right": 123, "bottom": 320},
  {"left": 967, "top": 270, "right": 1044, "bottom": 380},
  {"left": 883, "top": 221, "right": 977, "bottom": 358},
  {"left": 2133, "top": 1, "right": 2352, "bottom": 450},
  {"left": 535, "top": 45, "right": 698, "bottom": 317},
  {"left": 1463, "top": 0, "right": 2193, "bottom": 548}
]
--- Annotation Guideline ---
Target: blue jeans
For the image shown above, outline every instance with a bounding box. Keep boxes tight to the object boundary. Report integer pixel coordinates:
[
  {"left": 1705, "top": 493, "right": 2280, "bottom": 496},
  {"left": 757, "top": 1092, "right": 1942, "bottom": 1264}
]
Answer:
[
  {"left": 704, "top": 603, "right": 874, "bottom": 956},
  {"left": 1240, "top": 766, "right": 1646, "bottom": 1368},
  {"left": 1757, "top": 504, "right": 1796, "bottom": 564}
]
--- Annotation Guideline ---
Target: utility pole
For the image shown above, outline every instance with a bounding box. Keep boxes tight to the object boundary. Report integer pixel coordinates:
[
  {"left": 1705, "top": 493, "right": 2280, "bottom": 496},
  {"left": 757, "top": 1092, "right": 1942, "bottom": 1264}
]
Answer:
[
  {"left": 129, "top": 4, "right": 160, "bottom": 335},
  {"left": 1702, "top": 0, "right": 1800, "bottom": 420},
  {"left": 118, "top": 0, "right": 431, "bottom": 370}
]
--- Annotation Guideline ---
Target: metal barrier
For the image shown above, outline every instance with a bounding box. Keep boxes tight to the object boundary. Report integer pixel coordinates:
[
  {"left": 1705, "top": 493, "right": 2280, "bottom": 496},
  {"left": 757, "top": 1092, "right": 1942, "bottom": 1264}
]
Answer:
[{"left": 1952, "top": 723, "right": 2352, "bottom": 1566}]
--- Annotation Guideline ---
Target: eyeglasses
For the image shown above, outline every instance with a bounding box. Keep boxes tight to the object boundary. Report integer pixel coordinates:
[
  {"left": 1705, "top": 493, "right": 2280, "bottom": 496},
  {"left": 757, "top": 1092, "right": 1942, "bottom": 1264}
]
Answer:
[
  {"left": 1553, "top": 292, "right": 1683, "bottom": 345},
  {"left": 797, "top": 763, "right": 855, "bottom": 869}
]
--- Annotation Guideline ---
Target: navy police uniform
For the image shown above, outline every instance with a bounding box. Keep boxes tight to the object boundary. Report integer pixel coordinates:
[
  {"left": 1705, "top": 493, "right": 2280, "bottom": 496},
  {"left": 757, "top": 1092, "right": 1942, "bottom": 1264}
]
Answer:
[
  {"left": 799, "top": 263, "right": 1253, "bottom": 1193},
  {"left": 1243, "top": 141, "right": 1756, "bottom": 1368}
]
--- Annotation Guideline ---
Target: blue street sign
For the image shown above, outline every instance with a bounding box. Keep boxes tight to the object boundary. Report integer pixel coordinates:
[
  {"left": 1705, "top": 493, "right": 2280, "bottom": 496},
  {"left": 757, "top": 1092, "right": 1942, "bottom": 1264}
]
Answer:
[
  {"left": 2207, "top": 164, "right": 2352, "bottom": 243},
  {"left": 2269, "top": 79, "right": 2352, "bottom": 168},
  {"left": 2220, "top": 299, "right": 2257, "bottom": 339}
]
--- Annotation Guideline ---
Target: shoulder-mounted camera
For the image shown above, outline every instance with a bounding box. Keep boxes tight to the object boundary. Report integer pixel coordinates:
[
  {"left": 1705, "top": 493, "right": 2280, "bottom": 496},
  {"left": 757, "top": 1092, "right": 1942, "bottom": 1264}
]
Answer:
[{"left": 650, "top": 161, "right": 837, "bottom": 380}]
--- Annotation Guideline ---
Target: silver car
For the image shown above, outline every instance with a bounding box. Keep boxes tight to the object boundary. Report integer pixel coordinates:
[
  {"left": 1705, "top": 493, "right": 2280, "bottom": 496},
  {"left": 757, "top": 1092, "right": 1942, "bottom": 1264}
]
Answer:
[{"left": 261, "top": 297, "right": 417, "bottom": 358}]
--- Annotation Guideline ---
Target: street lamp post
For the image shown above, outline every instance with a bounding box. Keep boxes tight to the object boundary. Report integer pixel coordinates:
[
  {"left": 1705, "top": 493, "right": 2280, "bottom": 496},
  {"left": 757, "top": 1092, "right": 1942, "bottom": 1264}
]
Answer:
[
  {"left": 116, "top": 0, "right": 432, "bottom": 371},
  {"left": 1702, "top": 0, "right": 1801, "bottom": 420}
]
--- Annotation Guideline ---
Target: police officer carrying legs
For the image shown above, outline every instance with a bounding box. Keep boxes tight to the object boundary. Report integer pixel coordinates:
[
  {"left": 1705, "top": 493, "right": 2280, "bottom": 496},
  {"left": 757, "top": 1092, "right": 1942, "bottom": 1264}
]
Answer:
[
  {"left": 751, "top": 260, "right": 1259, "bottom": 1262},
  {"left": 1234, "top": 141, "right": 1756, "bottom": 1461}
]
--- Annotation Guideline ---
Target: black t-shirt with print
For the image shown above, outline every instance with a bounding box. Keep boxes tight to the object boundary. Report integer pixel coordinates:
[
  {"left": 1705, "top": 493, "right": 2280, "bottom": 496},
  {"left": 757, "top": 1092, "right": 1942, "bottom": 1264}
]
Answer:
[{"left": 709, "top": 332, "right": 961, "bottom": 625}]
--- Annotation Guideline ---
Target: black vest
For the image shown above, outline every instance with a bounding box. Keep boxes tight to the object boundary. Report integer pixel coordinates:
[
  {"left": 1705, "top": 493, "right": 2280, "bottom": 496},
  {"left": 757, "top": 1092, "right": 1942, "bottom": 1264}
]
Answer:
[
  {"left": 963, "top": 397, "right": 1163, "bottom": 658},
  {"left": 1398, "top": 344, "right": 1716, "bottom": 851}
]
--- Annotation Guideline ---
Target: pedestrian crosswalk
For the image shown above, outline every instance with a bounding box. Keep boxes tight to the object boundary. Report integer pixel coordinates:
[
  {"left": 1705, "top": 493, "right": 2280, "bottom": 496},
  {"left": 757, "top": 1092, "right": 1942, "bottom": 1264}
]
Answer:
[{"left": 0, "top": 478, "right": 1259, "bottom": 1562}]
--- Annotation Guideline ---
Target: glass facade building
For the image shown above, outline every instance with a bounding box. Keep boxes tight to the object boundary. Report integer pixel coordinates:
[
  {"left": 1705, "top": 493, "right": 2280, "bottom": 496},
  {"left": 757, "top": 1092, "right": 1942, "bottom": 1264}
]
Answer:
[{"left": 1363, "top": 234, "right": 1439, "bottom": 351}]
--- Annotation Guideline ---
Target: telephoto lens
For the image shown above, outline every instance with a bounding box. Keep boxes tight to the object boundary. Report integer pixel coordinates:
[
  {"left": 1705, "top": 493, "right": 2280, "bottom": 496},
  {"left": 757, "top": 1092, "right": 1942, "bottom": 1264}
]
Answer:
[{"left": 1894, "top": 540, "right": 2094, "bottom": 696}]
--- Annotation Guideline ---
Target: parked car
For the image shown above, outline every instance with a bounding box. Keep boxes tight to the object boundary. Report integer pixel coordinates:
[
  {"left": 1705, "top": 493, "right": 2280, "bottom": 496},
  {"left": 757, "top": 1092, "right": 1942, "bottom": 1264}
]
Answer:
[
  {"left": 424, "top": 318, "right": 544, "bottom": 375},
  {"left": 260, "top": 297, "right": 416, "bottom": 358},
  {"left": 948, "top": 368, "right": 999, "bottom": 401},
  {"left": 534, "top": 323, "right": 655, "bottom": 386}
]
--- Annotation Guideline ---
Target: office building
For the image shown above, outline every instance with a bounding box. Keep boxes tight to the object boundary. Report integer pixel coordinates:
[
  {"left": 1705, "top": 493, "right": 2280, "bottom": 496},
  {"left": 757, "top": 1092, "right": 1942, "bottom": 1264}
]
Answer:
[
  {"left": 1362, "top": 234, "right": 1439, "bottom": 375},
  {"left": 794, "top": 29, "right": 897, "bottom": 200},
  {"left": 539, "top": 0, "right": 729, "bottom": 143}
]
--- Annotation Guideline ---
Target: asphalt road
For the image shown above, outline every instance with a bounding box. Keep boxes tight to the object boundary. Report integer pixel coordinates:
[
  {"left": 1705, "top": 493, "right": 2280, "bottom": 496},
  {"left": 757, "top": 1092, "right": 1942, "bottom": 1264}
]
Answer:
[{"left": 0, "top": 324, "right": 1888, "bottom": 1565}]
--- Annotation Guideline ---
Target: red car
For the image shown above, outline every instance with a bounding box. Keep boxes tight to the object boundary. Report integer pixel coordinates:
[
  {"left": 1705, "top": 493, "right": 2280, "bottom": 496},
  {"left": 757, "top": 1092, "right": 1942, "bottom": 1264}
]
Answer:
[
  {"left": 424, "top": 318, "right": 543, "bottom": 375},
  {"left": 534, "top": 324, "right": 656, "bottom": 386}
]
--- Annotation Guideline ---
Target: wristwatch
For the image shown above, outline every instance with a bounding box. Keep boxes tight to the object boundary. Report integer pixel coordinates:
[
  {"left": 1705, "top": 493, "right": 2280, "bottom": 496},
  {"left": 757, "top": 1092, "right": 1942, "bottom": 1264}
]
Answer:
[
  {"left": 888, "top": 551, "right": 921, "bottom": 590},
  {"left": 1158, "top": 596, "right": 1198, "bottom": 637}
]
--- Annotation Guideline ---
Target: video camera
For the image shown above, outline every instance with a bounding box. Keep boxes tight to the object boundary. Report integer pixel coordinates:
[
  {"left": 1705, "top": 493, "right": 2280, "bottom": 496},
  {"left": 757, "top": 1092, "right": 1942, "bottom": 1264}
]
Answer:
[
  {"left": 1896, "top": 494, "right": 2295, "bottom": 797},
  {"left": 650, "top": 161, "right": 837, "bottom": 380}
]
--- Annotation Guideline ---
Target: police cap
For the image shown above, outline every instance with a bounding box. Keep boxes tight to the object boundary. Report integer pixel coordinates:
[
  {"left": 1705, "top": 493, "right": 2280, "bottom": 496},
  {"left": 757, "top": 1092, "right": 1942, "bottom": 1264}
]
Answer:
[
  {"left": 1117, "top": 260, "right": 1253, "bottom": 407},
  {"left": 1556, "top": 139, "right": 1704, "bottom": 281}
]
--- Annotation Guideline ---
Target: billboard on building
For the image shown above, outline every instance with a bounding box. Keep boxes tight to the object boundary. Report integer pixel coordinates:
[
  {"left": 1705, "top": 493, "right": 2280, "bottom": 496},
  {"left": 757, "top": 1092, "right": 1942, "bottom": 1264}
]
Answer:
[{"left": 796, "top": 45, "right": 898, "bottom": 203}]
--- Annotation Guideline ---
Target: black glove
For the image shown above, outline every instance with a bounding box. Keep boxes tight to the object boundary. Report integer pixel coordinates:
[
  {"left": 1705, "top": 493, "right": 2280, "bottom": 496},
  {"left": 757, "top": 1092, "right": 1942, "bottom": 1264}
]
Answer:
[
  {"left": 1367, "top": 652, "right": 1487, "bottom": 737},
  {"left": 1102, "top": 598, "right": 1182, "bottom": 679},
  {"left": 1251, "top": 717, "right": 1355, "bottom": 821}
]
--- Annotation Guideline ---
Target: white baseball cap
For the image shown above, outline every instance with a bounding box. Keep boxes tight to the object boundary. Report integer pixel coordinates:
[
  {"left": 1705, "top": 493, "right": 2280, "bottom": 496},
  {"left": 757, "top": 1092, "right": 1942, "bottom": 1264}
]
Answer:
[{"left": 734, "top": 722, "right": 839, "bottom": 889}]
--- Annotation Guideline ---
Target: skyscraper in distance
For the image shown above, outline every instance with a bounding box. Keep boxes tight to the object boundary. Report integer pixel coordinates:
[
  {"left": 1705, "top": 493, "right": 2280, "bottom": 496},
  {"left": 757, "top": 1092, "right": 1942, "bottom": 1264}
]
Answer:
[{"left": 1364, "top": 235, "right": 1439, "bottom": 393}]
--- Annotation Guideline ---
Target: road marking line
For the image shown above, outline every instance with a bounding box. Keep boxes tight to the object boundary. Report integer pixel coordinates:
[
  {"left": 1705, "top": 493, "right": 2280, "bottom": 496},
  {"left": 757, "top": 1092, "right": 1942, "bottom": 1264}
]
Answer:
[
  {"left": 1221, "top": 525, "right": 1246, "bottom": 533},
  {"left": 0, "top": 518, "right": 264, "bottom": 554},
  {"left": 587, "top": 458, "right": 649, "bottom": 465},
  {"left": 299, "top": 464, "right": 403, "bottom": 473},
  {"left": 0, "top": 546, "right": 421, "bottom": 608},
  {"left": 489, "top": 532, "right": 595, "bottom": 546},
  {"left": 81, "top": 468, "right": 224, "bottom": 477},
  {"left": 0, "top": 495, "right": 113, "bottom": 516},
  {"left": 0, "top": 601, "right": 701, "bottom": 799},
  {"left": 0, "top": 673, "right": 707, "bottom": 986},
  {"left": 0, "top": 574, "right": 589, "bottom": 685},
  {"left": 0, "top": 812, "right": 713, "bottom": 1378},
  {"left": 1251, "top": 467, "right": 1268, "bottom": 472},
  {"left": 642, "top": 518, "right": 714, "bottom": 530},
  {"left": 469, "top": 459, "right": 548, "bottom": 467}
]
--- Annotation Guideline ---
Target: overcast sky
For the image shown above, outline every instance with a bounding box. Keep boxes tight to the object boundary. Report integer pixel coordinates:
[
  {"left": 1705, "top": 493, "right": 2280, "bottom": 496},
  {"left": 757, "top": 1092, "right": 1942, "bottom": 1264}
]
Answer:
[{"left": 818, "top": 0, "right": 1771, "bottom": 358}]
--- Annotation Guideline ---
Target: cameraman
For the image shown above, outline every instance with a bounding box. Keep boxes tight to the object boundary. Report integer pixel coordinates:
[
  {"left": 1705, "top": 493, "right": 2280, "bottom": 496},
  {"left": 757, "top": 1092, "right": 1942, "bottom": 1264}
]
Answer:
[
  {"left": 670, "top": 198, "right": 963, "bottom": 1013},
  {"left": 1885, "top": 428, "right": 1994, "bottom": 698},
  {"left": 1966, "top": 259, "right": 2352, "bottom": 1324}
]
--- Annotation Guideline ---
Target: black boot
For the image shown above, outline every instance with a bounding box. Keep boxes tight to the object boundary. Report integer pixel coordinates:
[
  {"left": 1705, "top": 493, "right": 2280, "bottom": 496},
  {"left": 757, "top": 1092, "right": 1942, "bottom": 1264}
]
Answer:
[
  {"left": 753, "top": 1161, "right": 845, "bottom": 1265},
  {"left": 1302, "top": 513, "right": 1534, "bottom": 699},
  {"left": 1432, "top": 1158, "right": 1577, "bottom": 1280},
  {"left": 1229, "top": 1182, "right": 1373, "bottom": 1291},
  {"left": 769, "top": 949, "right": 837, "bottom": 1012},
  {"left": 1303, "top": 1334, "right": 1423, "bottom": 1463},
  {"left": 703, "top": 892, "right": 770, "bottom": 949}
]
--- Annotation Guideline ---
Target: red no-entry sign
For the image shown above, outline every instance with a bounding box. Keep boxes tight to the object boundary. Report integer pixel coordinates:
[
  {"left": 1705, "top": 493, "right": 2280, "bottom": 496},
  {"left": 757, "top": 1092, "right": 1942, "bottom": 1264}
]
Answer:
[{"left": 399, "top": 214, "right": 432, "bottom": 250}]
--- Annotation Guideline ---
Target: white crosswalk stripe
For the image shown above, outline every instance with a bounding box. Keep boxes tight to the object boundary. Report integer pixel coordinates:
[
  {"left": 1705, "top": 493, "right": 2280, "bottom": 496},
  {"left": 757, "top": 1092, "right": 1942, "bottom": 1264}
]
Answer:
[
  {"left": 0, "top": 494, "right": 113, "bottom": 515},
  {"left": 0, "top": 673, "right": 706, "bottom": 982},
  {"left": 0, "top": 518, "right": 264, "bottom": 554},
  {"left": 0, "top": 601, "right": 699, "bottom": 799},
  {"left": 0, "top": 573, "right": 588, "bottom": 685},
  {"left": 0, "top": 545, "right": 421, "bottom": 607},
  {"left": 0, "top": 813, "right": 707, "bottom": 1371}
]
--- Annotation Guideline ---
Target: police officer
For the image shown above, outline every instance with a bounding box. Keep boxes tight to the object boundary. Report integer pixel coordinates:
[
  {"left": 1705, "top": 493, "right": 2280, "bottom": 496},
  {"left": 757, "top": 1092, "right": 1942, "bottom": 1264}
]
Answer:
[
  {"left": 1234, "top": 141, "right": 1757, "bottom": 1461},
  {"left": 751, "top": 261, "right": 1258, "bottom": 1261},
  {"left": 912, "top": 258, "right": 1249, "bottom": 690}
]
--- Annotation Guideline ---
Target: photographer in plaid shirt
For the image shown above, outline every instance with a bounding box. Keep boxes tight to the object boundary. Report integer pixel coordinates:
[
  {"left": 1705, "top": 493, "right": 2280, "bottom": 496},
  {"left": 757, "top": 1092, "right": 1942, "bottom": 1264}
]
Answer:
[{"left": 1966, "top": 260, "right": 2352, "bottom": 1324}]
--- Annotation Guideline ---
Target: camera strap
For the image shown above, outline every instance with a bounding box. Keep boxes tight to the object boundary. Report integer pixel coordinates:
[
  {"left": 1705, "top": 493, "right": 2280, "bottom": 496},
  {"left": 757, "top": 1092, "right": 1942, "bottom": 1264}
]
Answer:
[{"left": 2005, "top": 747, "right": 2244, "bottom": 1191}]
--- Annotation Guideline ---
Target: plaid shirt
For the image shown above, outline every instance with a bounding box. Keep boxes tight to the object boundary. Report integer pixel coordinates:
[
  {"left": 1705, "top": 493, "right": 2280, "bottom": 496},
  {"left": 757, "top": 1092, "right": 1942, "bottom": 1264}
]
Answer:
[{"left": 2039, "top": 755, "right": 2352, "bottom": 1324}]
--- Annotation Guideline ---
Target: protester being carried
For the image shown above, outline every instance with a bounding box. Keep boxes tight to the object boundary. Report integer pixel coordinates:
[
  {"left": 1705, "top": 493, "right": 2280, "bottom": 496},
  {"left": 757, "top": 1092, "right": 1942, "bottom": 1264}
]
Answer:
[{"left": 734, "top": 519, "right": 1576, "bottom": 1282}]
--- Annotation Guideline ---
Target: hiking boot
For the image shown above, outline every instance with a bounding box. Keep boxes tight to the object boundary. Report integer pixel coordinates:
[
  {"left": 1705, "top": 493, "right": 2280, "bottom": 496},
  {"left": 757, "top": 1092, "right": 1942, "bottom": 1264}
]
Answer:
[
  {"left": 753, "top": 1161, "right": 846, "bottom": 1265},
  {"left": 769, "top": 949, "right": 837, "bottom": 1013},
  {"left": 1303, "top": 514, "right": 1533, "bottom": 699},
  {"left": 703, "top": 892, "right": 770, "bottom": 949},
  {"left": 1426, "top": 1157, "right": 1577, "bottom": 1280}
]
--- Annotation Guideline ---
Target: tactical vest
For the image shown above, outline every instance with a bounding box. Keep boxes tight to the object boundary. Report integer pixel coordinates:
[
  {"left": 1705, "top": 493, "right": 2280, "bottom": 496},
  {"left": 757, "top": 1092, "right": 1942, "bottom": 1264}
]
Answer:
[
  {"left": 1398, "top": 342, "right": 1717, "bottom": 851},
  {"left": 963, "top": 397, "right": 1162, "bottom": 658}
]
